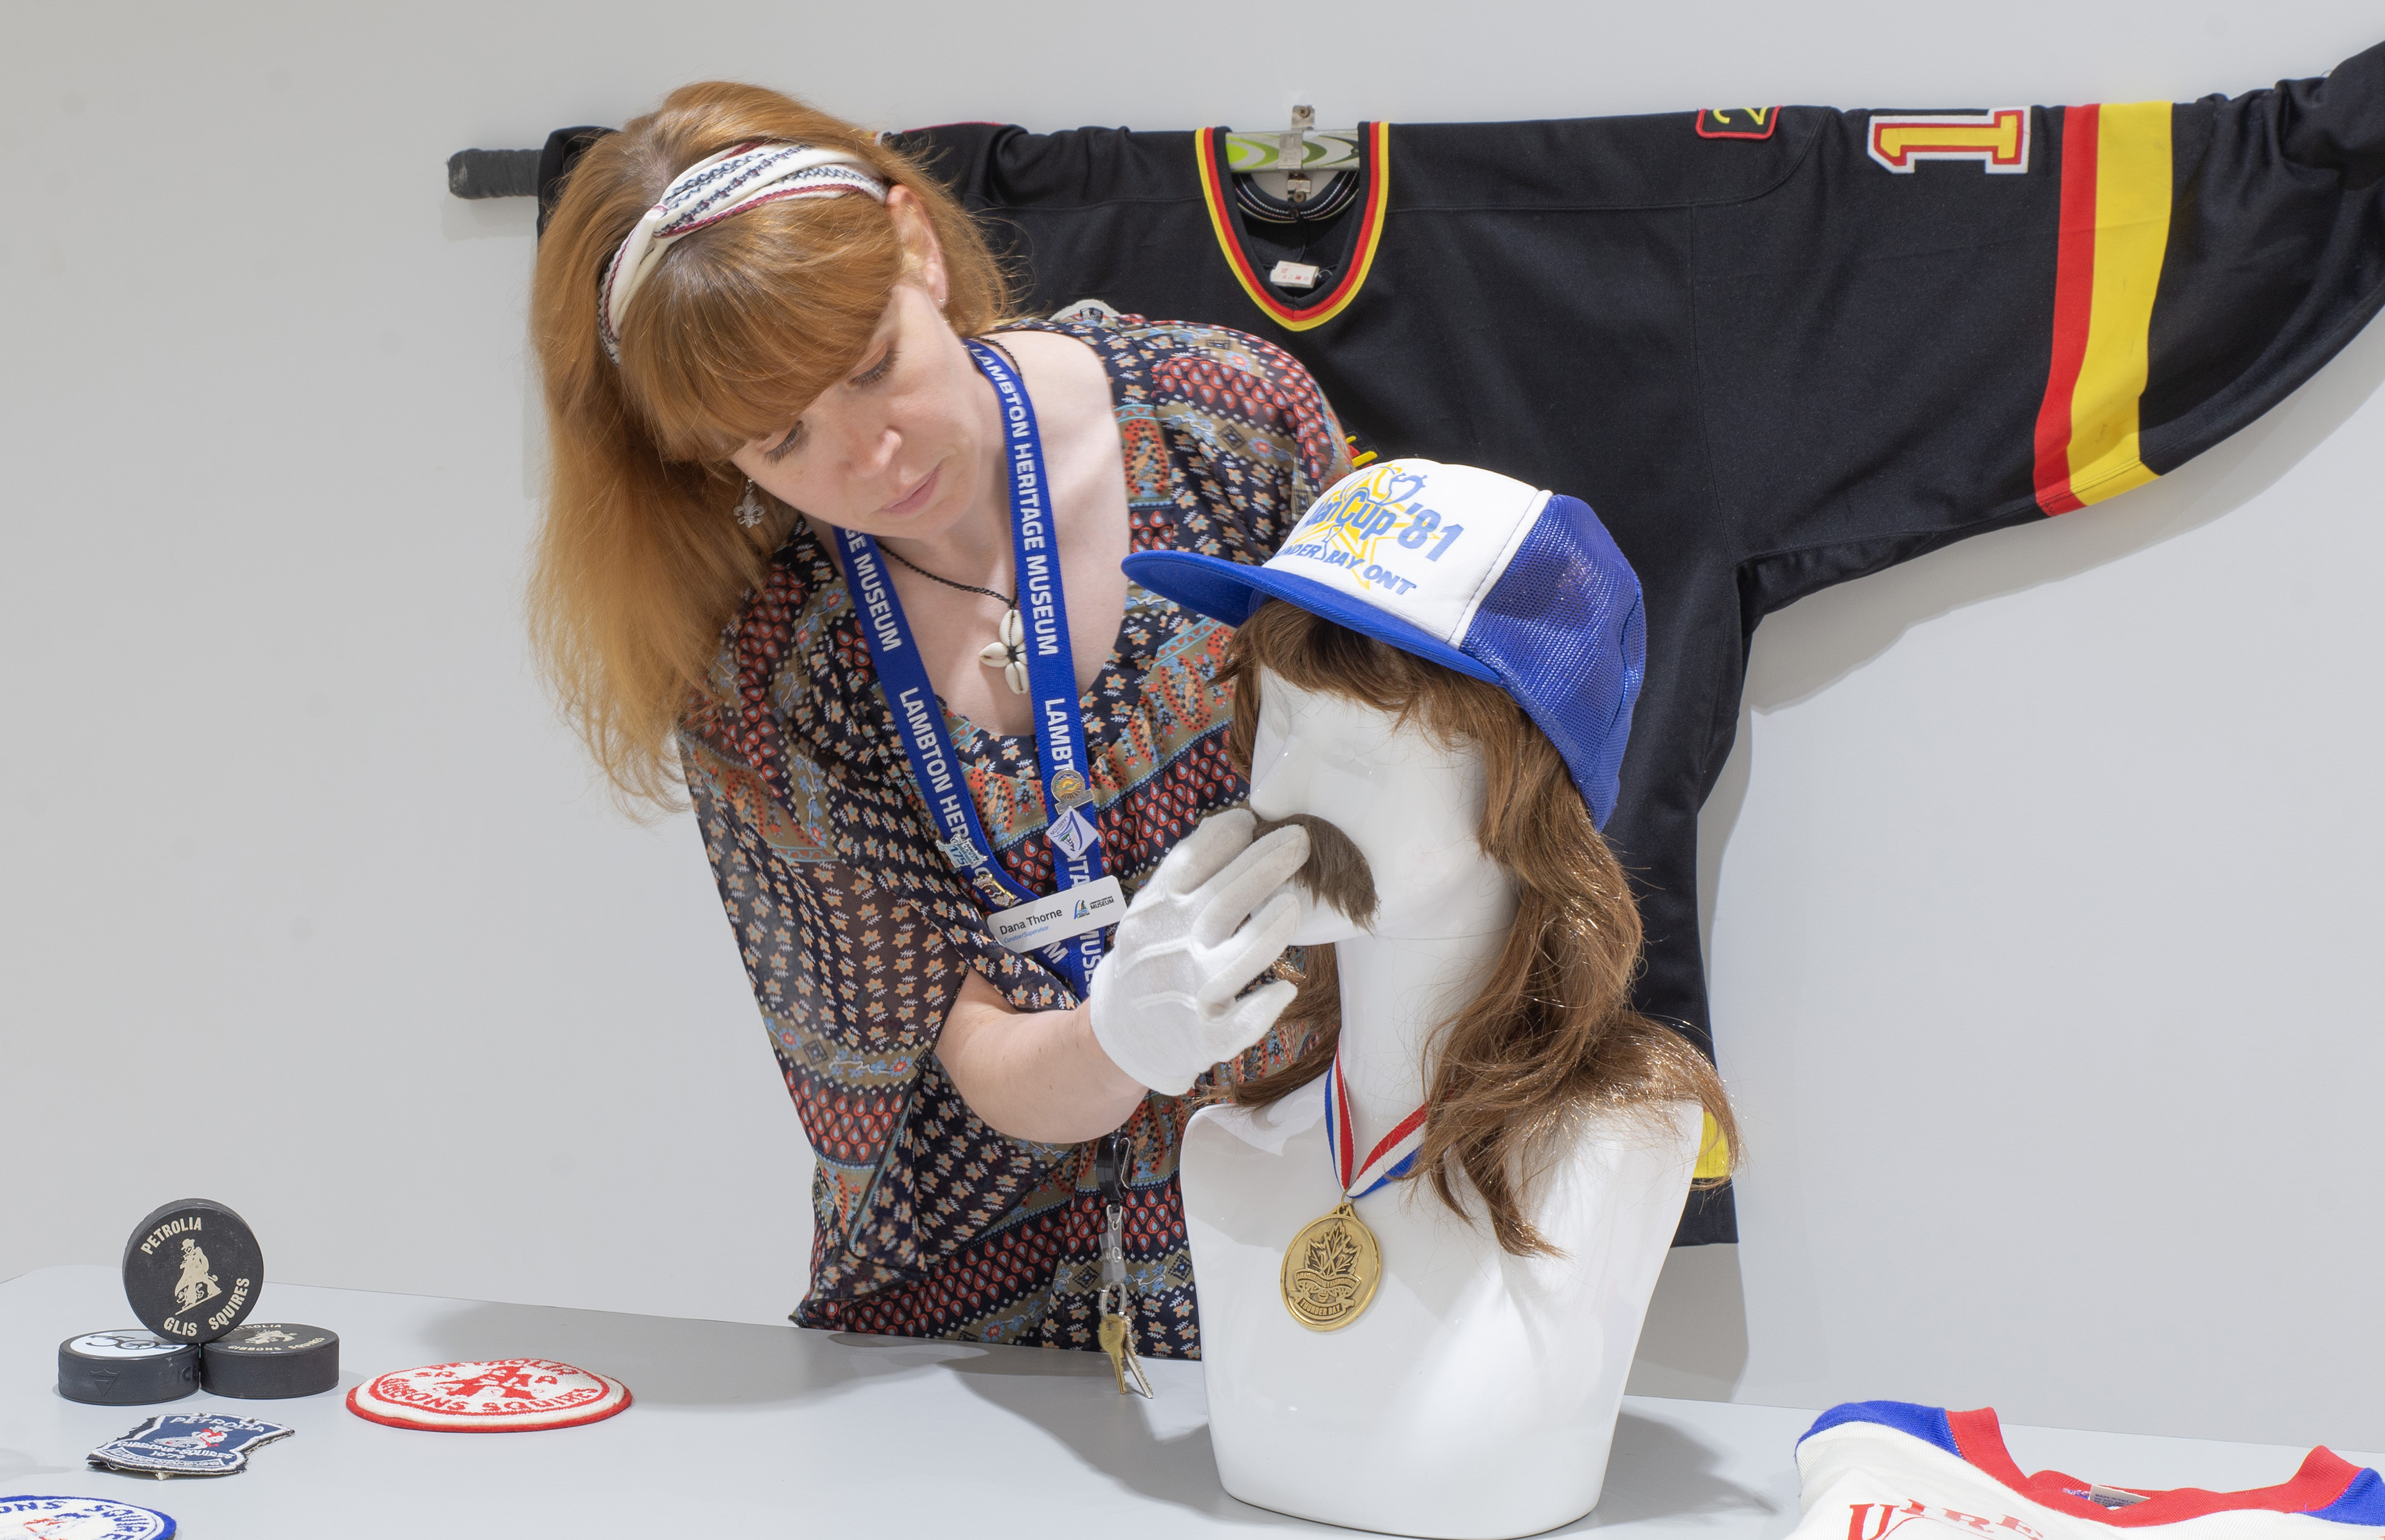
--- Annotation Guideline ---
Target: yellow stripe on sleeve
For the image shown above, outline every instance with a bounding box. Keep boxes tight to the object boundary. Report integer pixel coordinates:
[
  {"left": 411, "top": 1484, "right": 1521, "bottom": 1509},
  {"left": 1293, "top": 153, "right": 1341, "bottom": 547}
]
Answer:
[
  {"left": 1694, "top": 1112, "right": 1732, "bottom": 1181},
  {"left": 2065, "top": 101, "right": 2173, "bottom": 505}
]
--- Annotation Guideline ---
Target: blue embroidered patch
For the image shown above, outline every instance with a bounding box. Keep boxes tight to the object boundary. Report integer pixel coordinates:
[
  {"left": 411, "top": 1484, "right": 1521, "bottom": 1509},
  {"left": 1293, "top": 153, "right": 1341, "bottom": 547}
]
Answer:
[
  {"left": 0, "top": 1493, "right": 176, "bottom": 1537},
  {"left": 87, "top": 1412, "right": 292, "bottom": 1477}
]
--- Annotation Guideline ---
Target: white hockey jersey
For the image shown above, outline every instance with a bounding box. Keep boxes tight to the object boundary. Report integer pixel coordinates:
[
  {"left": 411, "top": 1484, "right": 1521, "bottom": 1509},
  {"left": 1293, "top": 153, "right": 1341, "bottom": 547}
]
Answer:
[{"left": 1796, "top": 1404, "right": 2385, "bottom": 1540}]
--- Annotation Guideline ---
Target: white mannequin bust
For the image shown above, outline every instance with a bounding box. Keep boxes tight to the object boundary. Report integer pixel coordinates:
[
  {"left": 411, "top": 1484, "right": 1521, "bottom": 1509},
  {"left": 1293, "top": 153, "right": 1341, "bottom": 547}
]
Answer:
[{"left": 1180, "top": 669, "right": 1703, "bottom": 1540}]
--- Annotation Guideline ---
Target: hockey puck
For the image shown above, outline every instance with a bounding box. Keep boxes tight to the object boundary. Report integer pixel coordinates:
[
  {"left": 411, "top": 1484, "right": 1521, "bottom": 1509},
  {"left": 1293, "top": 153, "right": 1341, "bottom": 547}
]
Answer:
[
  {"left": 200, "top": 1321, "right": 339, "bottom": 1398},
  {"left": 0, "top": 1494, "right": 176, "bottom": 1538},
  {"left": 122, "top": 1198, "right": 262, "bottom": 1346},
  {"left": 57, "top": 1329, "right": 200, "bottom": 1406},
  {"left": 346, "top": 1357, "right": 631, "bottom": 1432}
]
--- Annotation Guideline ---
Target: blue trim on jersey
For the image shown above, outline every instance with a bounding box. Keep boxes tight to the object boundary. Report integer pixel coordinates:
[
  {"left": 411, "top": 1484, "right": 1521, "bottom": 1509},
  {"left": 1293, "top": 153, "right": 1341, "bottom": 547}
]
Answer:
[
  {"left": 1800, "top": 1400, "right": 1959, "bottom": 1457},
  {"left": 2309, "top": 1468, "right": 2385, "bottom": 1524}
]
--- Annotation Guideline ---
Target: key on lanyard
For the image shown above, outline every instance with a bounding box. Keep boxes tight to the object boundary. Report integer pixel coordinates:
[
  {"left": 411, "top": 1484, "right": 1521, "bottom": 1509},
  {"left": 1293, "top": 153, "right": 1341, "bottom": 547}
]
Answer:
[{"left": 1093, "top": 1129, "right": 1153, "bottom": 1399}]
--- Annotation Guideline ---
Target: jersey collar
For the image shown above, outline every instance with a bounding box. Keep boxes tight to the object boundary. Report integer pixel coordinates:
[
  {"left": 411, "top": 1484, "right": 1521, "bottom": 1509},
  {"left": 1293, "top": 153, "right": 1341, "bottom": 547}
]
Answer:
[{"left": 1195, "top": 124, "right": 1391, "bottom": 332}]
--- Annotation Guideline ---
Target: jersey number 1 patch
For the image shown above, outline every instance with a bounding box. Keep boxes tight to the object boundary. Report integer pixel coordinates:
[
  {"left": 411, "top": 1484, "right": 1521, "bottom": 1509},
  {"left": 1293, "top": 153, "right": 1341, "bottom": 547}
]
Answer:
[{"left": 1868, "top": 108, "right": 2031, "bottom": 173}]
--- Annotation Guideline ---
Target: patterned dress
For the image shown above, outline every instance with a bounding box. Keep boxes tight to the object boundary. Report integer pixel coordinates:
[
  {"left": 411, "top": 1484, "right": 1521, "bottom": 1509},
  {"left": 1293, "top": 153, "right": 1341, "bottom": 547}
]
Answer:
[{"left": 677, "top": 313, "right": 1351, "bottom": 1358}]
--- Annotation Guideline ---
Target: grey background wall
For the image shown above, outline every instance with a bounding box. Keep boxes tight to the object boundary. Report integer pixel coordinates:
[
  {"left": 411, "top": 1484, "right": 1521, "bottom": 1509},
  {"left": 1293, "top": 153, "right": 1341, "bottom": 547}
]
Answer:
[{"left": 5, "top": 0, "right": 2378, "bottom": 1453}]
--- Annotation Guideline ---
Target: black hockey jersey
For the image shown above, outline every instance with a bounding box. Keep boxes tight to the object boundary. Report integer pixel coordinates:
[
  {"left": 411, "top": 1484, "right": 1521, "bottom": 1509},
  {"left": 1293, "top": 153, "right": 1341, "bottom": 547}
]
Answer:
[{"left": 891, "top": 48, "right": 2385, "bottom": 1243}]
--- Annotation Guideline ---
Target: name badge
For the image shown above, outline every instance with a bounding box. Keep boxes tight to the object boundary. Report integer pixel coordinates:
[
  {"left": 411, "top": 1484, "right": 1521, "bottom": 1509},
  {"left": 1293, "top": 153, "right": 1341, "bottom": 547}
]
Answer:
[{"left": 989, "top": 876, "right": 1124, "bottom": 954}]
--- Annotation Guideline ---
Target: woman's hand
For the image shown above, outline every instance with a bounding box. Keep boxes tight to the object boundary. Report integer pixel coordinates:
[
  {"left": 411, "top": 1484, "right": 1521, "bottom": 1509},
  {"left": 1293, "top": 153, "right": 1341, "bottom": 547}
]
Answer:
[
  {"left": 935, "top": 810, "right": 1311, "bottom": 1140},
  {"left": 934, "top": 973, "right": 1147, "bottom": 1145},
  {"left": 1086, "top": 810, "right": 1309, "bottom": 1097}
]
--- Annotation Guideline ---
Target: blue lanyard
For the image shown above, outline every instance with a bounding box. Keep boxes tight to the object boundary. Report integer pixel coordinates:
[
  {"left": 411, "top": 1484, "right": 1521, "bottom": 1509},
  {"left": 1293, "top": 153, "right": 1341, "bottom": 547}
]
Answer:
[{"left": 837, "top": 338, "right": 1111, "bottom": 998}]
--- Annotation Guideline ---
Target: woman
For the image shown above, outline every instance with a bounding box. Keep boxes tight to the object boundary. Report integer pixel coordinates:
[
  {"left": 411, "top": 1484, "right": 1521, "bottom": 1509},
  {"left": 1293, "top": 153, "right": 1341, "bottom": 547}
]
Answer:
[{"left": 530, "top": 82, "right": 1348, "bottom": 1357}]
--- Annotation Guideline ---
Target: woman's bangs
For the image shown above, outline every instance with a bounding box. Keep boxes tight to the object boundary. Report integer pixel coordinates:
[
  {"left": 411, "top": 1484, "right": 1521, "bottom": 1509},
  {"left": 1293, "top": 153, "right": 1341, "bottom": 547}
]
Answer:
[{"left": 619, "top": 200, "right": 903, "bottom": 462}]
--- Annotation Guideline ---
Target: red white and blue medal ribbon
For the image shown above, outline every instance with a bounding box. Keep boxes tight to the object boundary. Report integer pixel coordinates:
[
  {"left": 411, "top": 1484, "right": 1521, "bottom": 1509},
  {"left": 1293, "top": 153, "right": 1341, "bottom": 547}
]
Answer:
[
  {"left": 1281, "top": 1051, "right": 1428, "bottom": 1331},
  {"left": 1324, "top": 1050, "right": 1429, "bottom": 1201}
]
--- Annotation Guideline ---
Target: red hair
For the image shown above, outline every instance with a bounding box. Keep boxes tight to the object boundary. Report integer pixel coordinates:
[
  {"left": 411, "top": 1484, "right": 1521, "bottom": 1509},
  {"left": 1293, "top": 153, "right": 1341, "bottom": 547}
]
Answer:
[{"left": 528, "top": 82, "right": 1012, "bottom": 807}]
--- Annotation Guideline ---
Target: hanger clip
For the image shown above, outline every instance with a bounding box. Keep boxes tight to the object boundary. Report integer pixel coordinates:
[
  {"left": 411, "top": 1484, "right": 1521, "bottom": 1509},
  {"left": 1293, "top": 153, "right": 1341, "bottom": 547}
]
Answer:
[{"left": 1223, "top": 107, "right": 1361, "bottom": 181}]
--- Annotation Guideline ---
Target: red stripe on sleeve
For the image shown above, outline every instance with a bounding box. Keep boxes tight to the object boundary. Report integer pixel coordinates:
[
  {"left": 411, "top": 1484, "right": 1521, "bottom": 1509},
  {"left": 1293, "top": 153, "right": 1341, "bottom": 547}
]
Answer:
[{"left": 2033, "top": 103, "right": 2101, "bottom": 515}]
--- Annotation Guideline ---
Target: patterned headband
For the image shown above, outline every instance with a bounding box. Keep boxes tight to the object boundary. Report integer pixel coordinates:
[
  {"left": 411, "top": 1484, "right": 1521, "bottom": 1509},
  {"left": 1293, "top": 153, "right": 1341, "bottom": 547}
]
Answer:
[{"left": 597, "top": 140, "right": 888, "bottom": 362}]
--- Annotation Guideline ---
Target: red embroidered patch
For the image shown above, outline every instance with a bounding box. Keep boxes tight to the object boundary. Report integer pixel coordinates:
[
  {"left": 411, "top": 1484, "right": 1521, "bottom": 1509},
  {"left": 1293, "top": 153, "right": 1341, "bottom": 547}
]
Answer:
[{"left": 346, "top": 1359, "right": 631, "bottom": 1432}]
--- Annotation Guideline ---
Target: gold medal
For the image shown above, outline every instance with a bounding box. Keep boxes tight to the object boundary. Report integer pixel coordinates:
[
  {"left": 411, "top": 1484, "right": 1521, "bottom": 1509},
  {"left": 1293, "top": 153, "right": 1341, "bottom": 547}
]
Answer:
[
  {"left": 1280, "top": 1199, "right": 1382, "bottom": 1331},
  {"left": 1282, "top": 1051, "right": 1424, "bottom": 1332}
]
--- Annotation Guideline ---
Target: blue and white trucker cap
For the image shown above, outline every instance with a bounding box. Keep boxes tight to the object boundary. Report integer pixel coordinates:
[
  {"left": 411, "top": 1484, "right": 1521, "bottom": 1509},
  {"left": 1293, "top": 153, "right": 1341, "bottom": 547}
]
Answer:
[{"left": 1123, "top": 459, "right": 1646, "bottom": 829}]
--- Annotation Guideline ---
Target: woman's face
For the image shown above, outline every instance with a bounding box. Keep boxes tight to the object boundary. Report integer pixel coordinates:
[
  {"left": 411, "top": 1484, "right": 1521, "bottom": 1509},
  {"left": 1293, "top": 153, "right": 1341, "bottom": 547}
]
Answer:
[{"left": 726, "top": 190, "right": 995, "bottom": 544}]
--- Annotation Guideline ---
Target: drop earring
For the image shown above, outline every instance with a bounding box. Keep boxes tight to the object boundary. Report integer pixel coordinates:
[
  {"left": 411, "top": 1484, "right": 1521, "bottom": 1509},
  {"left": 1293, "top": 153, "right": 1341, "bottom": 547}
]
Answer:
[{"left": 734, "top": 478, "right": 767, "bottom": 529}]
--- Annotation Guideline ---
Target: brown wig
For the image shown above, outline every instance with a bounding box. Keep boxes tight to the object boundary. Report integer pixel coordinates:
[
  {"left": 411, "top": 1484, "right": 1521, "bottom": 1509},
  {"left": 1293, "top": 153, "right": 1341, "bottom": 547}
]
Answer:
[
  {"left": 1223, "top": 600, "right": 1740, "bottom": 1257},
  {"left": 528, "top": 82, "right": 1013, "bottom": 809}
]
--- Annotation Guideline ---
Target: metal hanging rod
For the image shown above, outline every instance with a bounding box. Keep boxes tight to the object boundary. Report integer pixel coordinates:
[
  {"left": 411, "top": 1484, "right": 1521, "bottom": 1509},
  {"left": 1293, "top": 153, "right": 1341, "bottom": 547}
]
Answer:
[
  {"left": 447, "top": 147, "right": 541, "bottom": 200},
  {"left": 448, "top": 106, "right": 1360, "bottom": 208}
]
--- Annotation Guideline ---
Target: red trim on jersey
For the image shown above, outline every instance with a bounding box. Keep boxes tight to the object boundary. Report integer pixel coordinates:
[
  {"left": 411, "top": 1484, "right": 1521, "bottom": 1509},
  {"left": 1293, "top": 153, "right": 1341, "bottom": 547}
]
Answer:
[
  {"left": 1197, "top": 125, "right": 1390, "bottom": 330},
  {"left": 1946, "top": 1407, "right": 2034, "bottom": 1488},
  {"left": 2033, "top": 103, "right": 2100, "bottom": 515},
  {"left": 1946, "top": 1406, "right": 2369, "bottom": 1526}
]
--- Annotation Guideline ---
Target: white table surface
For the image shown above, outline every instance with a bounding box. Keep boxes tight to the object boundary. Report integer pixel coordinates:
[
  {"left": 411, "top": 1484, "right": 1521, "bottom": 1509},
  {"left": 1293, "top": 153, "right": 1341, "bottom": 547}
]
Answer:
[{"left": 3, "top": 1265, "right": 2373, "bottom": 1539}]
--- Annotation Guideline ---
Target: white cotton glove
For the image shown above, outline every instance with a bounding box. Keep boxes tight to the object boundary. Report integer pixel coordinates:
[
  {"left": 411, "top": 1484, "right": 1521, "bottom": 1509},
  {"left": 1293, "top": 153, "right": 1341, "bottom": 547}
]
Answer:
[{"left": 1088, "top": 808, "right": 1311, "bottom": 1097}]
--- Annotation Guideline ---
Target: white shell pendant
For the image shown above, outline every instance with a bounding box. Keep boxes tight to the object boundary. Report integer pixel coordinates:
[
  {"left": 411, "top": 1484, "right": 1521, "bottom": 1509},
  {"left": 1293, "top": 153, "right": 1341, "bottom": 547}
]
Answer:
[{"left": 980, "top": 608, "right": 1028, "bottom": 694}]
